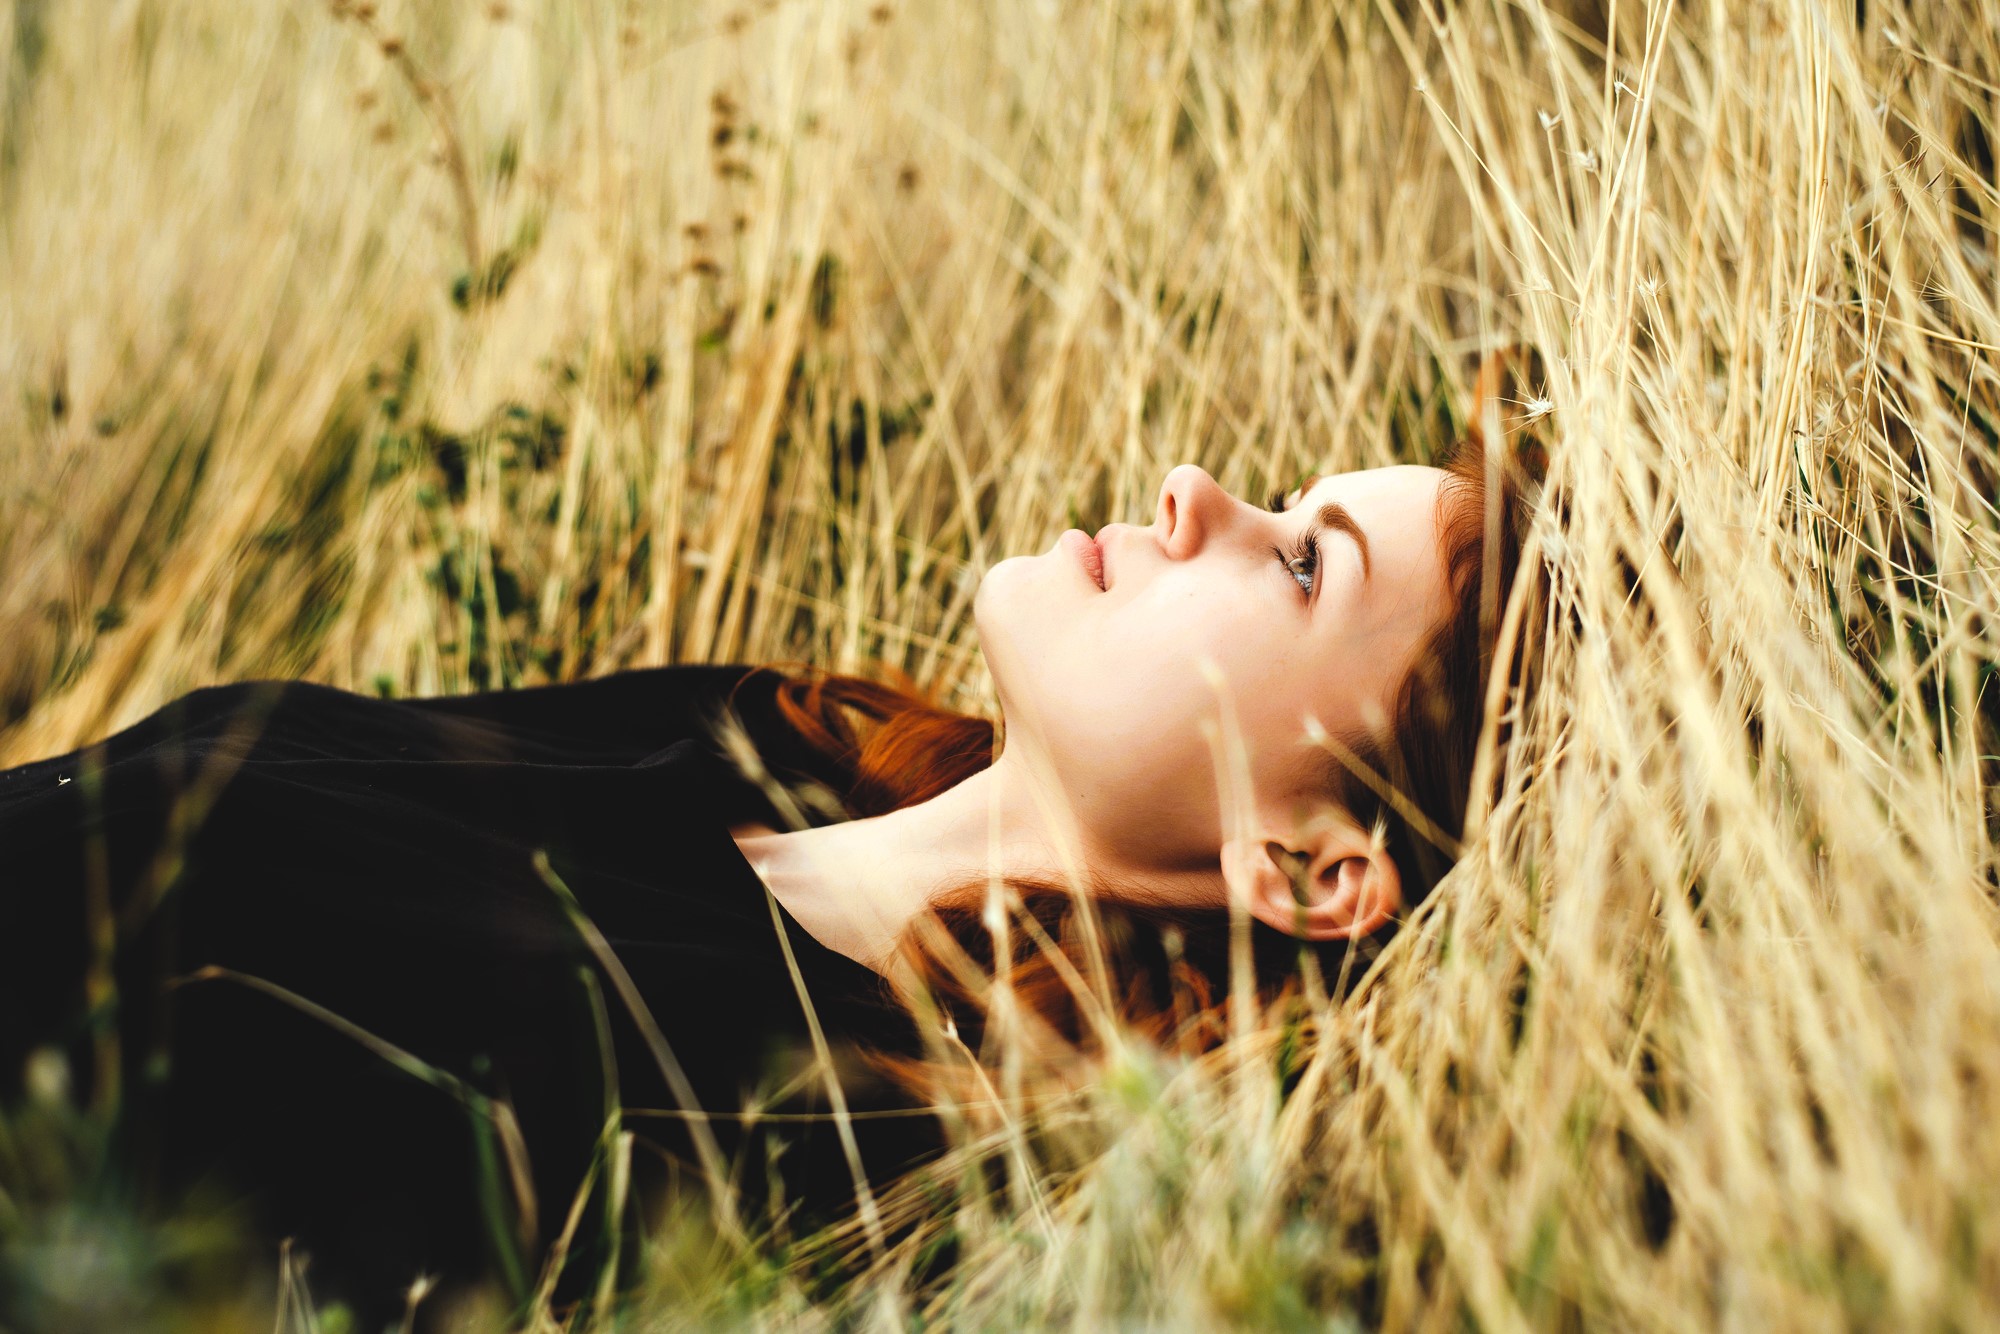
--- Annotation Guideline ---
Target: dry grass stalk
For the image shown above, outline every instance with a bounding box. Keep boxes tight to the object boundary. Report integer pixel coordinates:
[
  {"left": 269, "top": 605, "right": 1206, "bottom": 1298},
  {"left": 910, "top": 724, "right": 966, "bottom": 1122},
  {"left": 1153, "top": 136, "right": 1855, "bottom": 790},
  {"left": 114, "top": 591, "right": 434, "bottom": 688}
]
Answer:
[{"left": 3, "top": 0, "right": 1998, "bottom": 1329}]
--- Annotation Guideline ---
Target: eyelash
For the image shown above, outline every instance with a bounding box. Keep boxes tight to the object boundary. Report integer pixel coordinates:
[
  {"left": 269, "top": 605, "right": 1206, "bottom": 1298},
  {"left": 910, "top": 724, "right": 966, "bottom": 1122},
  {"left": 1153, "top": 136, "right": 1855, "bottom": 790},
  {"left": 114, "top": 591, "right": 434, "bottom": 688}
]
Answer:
[
  {"left": 1277, "top": 524, "right": 1323, "bottom": 597},
  {"left": 1264, "top": 490, "right": 1321, "bottom": 598}
]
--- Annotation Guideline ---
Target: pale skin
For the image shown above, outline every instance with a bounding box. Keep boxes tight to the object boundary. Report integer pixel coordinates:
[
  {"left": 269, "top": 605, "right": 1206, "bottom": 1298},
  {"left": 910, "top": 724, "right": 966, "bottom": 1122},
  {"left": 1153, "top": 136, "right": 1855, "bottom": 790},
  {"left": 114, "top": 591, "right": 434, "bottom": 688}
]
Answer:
[{"left": 731, "top": 462, "right": 1457, "bottom": 975}]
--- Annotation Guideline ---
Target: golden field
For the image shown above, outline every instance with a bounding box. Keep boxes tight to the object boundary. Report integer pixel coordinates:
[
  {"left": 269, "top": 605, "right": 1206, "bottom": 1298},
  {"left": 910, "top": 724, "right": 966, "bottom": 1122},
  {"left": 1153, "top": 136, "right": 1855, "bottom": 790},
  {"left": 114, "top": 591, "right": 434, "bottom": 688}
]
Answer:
[{"left": 2, "top": 0, "right": 1999, "bottom": 1328}]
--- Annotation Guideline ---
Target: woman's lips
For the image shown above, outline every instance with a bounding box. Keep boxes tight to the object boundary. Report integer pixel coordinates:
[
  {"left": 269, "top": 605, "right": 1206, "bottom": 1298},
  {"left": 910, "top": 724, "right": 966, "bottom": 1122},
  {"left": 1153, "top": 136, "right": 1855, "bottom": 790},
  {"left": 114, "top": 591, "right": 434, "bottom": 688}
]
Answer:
[{"left": 1059, "top": 528, "right": 1106, "bottom": 591}]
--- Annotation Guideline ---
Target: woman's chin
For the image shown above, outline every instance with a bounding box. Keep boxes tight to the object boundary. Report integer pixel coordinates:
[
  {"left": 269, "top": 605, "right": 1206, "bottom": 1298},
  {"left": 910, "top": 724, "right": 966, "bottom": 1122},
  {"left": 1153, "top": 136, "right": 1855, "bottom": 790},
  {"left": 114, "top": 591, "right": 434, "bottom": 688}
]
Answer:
[{"left": 974, "top": 554, "right": 1067, "bottom": 639}]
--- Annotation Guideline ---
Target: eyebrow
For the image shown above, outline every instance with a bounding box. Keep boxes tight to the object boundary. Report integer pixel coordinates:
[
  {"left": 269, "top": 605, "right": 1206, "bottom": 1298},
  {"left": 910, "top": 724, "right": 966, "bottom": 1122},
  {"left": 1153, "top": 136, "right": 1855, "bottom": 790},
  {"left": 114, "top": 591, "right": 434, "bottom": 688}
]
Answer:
[{"left": 1316, "top": 499, "right": 1374, "bottom": 584}]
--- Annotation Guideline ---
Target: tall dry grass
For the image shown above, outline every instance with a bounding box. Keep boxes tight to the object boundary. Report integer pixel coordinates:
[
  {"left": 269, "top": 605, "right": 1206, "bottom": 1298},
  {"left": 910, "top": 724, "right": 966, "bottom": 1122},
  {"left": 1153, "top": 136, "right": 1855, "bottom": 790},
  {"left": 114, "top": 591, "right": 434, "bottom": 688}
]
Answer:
[{"left": 3, "top": 0, "right": 1999, "bottom": 1328}]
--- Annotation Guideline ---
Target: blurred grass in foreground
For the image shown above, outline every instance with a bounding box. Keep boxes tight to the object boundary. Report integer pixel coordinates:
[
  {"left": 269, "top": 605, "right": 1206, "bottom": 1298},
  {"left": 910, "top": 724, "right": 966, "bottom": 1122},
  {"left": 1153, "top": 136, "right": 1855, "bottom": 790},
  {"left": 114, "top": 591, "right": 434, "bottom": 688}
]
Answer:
[{"left": 3, "top": 0, "right": 1999, "bottom": 1328}]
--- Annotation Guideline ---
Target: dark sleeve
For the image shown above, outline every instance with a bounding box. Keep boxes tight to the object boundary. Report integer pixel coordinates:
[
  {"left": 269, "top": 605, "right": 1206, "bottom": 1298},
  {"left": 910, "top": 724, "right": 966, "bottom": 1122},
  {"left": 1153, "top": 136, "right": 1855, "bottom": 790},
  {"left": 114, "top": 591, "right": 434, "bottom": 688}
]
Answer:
[
  {"left": 0, "top": 663, "right": 749, "bottom": 1075},
  {"left": 0, "top": 663, "right": 911, "bottom": 1320},
  {"left": 392, "top": 663, "right": 777, "bottom": 764}
]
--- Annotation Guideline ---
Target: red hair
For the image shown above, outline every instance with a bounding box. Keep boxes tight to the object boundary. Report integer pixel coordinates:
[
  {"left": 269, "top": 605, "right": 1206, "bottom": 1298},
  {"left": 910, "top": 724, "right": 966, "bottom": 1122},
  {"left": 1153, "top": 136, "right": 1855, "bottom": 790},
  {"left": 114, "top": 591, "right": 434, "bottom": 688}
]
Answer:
[{"left": 761, "top": 668, "right": 996, "bottom": 817}]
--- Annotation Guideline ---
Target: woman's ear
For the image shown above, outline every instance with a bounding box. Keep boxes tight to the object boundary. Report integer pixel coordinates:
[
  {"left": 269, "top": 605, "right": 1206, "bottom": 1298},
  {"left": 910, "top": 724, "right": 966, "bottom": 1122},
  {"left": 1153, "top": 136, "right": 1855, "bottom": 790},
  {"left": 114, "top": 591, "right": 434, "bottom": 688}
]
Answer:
[{"left": 1220, "top": 808, "right": 1402, "bottom": 941}]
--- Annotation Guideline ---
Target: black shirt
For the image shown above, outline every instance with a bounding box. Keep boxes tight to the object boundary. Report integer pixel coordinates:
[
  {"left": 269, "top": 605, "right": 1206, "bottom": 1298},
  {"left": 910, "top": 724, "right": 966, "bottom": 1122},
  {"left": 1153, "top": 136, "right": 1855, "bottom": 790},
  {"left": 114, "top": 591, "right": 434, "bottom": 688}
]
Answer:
[{"left": 0, "top": 665, "right": 939, "bottom": 1320}]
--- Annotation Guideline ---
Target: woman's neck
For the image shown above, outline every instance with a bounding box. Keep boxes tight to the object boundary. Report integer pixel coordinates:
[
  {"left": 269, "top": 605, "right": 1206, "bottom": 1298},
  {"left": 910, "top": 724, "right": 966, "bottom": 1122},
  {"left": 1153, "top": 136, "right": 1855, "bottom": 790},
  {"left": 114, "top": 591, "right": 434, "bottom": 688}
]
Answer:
[{"left": 728, "top": 753, "right": 1109, "bottom": 975}]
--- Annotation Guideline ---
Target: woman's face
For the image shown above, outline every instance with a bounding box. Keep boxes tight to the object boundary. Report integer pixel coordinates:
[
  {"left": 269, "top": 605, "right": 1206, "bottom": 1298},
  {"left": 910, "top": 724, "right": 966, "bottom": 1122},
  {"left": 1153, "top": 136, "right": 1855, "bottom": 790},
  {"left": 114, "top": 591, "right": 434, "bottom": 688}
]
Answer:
[{"left": 975, "top": 463, "right": 1456, "bottom": 875}]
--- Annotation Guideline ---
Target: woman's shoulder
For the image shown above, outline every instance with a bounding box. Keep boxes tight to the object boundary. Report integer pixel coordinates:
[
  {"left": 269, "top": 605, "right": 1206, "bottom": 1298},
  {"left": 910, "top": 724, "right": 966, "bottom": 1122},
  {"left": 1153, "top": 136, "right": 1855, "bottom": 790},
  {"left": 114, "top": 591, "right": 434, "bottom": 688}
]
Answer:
[
  {"left": 6, "top": 662, "right": 803, "bottom": 773},
  {"left": 397, "top": 661, "right": 796, "bottom": 764},
  {"left": 412, "top": 663, "right": 849, "bottom": 800}
]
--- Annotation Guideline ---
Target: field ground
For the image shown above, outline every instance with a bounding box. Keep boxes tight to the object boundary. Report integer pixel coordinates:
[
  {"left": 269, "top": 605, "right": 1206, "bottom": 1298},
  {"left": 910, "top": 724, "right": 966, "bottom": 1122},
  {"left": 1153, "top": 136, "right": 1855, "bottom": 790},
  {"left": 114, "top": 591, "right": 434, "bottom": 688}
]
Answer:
[{"left": 3, "top": 0, "right": 2000, "bottom": 1329}]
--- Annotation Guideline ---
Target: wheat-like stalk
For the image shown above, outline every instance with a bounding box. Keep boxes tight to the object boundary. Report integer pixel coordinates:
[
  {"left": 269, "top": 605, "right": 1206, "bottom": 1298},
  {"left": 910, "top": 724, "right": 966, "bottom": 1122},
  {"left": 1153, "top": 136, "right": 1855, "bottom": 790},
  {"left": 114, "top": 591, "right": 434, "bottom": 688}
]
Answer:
[{"left": 3, "top": 0, "right": 1997, "bottom": 1329}]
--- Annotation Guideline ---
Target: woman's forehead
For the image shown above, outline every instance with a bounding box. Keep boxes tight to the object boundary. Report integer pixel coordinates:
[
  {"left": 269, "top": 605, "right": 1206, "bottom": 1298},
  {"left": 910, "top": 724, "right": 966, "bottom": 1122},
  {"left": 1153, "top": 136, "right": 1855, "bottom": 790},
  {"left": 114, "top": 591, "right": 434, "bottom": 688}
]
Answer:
[
  {"left": 1298, "top": 463, "right": 1447, "bottom": 504},
  {"left": 1307, "top": 465, "right": 1456, "bottom": 628}
]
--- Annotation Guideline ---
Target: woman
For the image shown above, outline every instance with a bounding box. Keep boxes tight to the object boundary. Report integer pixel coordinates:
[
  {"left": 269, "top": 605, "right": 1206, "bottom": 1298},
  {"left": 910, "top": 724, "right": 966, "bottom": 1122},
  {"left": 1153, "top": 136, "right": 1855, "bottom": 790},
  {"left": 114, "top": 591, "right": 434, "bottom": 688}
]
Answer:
[{"left": 0, "top": 445, "right": 1527, "bottom": 1325}]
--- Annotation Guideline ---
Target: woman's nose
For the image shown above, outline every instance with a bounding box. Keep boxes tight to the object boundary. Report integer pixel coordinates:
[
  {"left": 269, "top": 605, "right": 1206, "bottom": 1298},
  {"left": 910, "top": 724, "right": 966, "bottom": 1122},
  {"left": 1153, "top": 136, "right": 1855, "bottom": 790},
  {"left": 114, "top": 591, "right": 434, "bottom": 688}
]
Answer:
[{"left": 1155, "top": 463, "right": 1235, "bottom": 558}]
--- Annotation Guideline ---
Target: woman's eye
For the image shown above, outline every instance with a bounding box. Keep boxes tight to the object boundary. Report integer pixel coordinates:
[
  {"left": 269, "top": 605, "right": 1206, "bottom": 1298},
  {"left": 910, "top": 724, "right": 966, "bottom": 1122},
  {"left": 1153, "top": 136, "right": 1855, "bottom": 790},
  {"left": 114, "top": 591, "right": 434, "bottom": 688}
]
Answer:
[
  {"left": 1274, "top": 534, "right": 1319, "bottom": 597},
  {"left": 1284, "top": 556, "right": 1314, "bottom": 595},
  {"left": 1262, "top": 480, "right": 1319, "bottom": 599}
]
